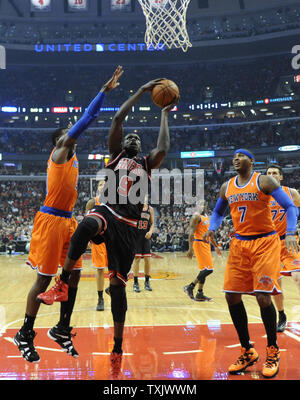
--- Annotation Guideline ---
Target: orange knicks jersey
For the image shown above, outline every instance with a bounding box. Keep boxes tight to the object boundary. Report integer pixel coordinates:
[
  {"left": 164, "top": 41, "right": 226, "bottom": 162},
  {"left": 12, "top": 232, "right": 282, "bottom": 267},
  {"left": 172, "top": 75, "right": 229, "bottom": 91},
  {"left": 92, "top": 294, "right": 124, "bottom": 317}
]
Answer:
[
  {"left": 225, "top": 171, "right": 275, "bottom": 236},
  {"left": 194, "top": 214, "right": 209, "bottom": 240},
  {"left": 43, "top": 149, "right": 79, "bottom": 212},
  {"left": 269, "top": 186, "right": 292, "bottom": 237}
]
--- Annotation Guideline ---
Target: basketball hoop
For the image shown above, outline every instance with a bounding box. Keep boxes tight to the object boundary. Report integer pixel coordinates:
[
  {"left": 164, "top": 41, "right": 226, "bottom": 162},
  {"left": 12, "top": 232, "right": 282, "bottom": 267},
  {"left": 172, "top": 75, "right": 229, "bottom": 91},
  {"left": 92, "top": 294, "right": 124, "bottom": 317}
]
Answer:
[{"left": 138, "top": 0, "right": 192, "bottom": 53}]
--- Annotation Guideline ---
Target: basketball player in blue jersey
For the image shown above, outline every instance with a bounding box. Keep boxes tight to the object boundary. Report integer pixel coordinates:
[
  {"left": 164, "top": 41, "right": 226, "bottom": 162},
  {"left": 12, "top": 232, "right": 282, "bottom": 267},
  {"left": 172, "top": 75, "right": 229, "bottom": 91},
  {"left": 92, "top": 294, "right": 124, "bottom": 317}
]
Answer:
[{"left": 39, "top": 78, "right": 178, "bottom": 378}]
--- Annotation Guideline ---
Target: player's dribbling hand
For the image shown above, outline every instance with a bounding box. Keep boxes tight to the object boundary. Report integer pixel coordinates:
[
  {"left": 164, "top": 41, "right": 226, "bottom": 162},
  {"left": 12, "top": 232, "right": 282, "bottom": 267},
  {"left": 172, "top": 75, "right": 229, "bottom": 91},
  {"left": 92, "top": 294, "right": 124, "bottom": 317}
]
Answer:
[
  {"left": 102, "top": 65, "right": 124, "bottom": 92},
  {"left": 285, "top": 235, "right": 300, "bottom": 254}
]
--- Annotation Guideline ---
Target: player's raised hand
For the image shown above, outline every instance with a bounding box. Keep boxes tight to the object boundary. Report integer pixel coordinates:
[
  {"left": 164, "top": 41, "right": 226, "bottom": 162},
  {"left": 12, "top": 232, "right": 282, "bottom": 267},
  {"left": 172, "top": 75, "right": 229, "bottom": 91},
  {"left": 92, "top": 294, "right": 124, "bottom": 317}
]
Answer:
[
  {"left": 102, "top": 65, "right": 124, "bottom": 92},
  {"left": 140, "top": 78, "right": 166, "bottom": 92},
  {"left": 162, "top": 97, "right": 179, "bottom": 113}
]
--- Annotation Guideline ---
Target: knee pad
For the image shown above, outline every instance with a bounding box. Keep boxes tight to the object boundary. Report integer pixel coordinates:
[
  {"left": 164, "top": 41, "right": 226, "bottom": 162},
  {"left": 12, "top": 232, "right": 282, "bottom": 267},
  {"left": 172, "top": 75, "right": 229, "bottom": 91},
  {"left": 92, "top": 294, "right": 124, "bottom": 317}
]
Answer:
[
  {"left": 67, "top": 217, "right": 99, "bottom": 260},
  {"left": 197, "top": 269, "right": 213, "bottom": 284},
  {"left": 110, "top": 284, "right": 127, "bottom": 323}
]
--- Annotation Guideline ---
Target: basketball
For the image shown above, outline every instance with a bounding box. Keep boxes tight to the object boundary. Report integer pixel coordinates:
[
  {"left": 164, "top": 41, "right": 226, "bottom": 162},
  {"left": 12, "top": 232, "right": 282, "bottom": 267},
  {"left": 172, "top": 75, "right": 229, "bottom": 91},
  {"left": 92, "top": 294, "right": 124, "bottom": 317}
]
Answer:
[{"left": 151, "top": 79, "right": 179, "bottom": 108}]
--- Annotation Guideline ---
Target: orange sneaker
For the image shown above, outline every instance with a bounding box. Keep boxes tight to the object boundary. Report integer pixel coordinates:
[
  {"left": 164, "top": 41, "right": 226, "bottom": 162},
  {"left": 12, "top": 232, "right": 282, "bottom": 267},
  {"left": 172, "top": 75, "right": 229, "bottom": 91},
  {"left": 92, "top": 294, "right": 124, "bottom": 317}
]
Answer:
[
  {"left": 262, "top": 346, "right": 280, "bottom": 378},
  {"left": 37, "top": 276, "right": 68, "bottom": 305},
  {"left": 110, "top": 352, "right": 123, "bottom": 380},
  {"left": 228, "top": 347, "right": 259, "bottom": 374}
]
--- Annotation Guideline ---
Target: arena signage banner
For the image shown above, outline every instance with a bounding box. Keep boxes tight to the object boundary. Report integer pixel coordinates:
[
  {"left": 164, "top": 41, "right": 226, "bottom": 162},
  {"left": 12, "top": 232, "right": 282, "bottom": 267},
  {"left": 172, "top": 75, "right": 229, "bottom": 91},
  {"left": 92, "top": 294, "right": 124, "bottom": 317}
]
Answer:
[{"left": 34, "top": 43, "right": 165, "bottom": 53}]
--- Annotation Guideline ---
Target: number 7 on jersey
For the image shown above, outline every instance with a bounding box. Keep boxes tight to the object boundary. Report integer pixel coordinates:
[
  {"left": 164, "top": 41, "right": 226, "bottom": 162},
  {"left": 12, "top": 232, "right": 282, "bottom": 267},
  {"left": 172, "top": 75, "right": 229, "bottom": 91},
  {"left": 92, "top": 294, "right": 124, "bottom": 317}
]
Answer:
[{"left": 238, "top": 206, "right": 247, "bottom": 223}]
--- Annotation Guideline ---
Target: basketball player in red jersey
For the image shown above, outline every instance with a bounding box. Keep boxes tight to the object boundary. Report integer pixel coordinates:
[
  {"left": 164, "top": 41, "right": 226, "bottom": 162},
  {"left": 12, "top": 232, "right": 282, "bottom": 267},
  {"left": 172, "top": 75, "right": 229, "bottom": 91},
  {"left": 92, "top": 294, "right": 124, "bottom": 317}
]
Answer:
[
  {"left": 132, "top": 203, "right": 154, "bottom": 292},
  {"left": 204, "top": 149, "right": 299, "bottom": 379},
  {"left": 14, "top": 66, "right": 123, "bottom": 363},
  {"left": 38, "top": 78, "right": 177, "bottom": 378},
  {"left": 266, "top": 164, "right": 300, "bottom": 332}
]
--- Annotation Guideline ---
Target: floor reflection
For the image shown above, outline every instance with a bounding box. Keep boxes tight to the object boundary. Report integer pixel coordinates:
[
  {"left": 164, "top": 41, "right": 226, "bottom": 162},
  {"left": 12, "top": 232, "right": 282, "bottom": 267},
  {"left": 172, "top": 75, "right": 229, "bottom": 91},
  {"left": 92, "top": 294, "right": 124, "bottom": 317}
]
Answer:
[{"left": 0, "top": 322, "right": 299, "bottom": 380}]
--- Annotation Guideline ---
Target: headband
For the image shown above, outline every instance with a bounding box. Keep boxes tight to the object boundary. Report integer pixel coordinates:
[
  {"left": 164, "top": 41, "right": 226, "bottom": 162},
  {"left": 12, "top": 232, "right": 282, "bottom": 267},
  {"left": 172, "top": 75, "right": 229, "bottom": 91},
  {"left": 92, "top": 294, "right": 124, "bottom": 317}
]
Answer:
[{"left": 234, "top": 148, "right": 255, "bottom": 161}]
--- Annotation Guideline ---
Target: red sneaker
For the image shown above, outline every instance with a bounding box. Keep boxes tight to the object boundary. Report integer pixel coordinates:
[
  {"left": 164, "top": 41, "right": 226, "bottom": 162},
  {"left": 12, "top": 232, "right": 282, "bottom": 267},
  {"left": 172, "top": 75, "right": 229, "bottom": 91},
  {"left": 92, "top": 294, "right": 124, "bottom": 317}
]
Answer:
[
  {"left": 37, "top": 277, "right": 68, "bottom": 305},
  {"left": 110, "top": 352, "right": 123, "bottom": 380}
]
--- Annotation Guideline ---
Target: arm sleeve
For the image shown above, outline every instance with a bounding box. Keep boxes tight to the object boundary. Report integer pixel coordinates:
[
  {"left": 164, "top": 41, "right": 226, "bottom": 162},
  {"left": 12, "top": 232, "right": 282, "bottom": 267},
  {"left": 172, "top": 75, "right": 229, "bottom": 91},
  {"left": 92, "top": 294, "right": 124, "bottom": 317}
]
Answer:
[
  {"left": 209, "top": 198, "right": 228, "bottom": 232},
  {"left": 67, "top": 91, "right": 106, "bottom": 140},
  {"left": 271, "top": 187, "right": 299, "bottom": 234}
]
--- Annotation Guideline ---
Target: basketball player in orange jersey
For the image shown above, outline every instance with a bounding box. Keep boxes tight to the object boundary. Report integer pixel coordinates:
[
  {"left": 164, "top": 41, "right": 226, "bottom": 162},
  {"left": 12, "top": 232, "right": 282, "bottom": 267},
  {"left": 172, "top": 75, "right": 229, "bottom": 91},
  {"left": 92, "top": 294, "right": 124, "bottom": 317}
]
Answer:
[
  {"left": 13, "top": 66, "right": 124, "bottom": 363},
  {"left": 132, "top": 203, "right": 154, "bottom": 292},
  {"left": 38, "top": 78, "right": 177, "bottom": 378},
  {"left": 266, "top": 164, "right": 300, "bottom": 332},
  {"left": 85, "top": 180, "right": 108, "bottom": 311},
  {"left": 203, "top": 149, "right": 299, "bottom": 379},
  {"left": 184, "top": 200, "right": 221, "bottom": 302}
]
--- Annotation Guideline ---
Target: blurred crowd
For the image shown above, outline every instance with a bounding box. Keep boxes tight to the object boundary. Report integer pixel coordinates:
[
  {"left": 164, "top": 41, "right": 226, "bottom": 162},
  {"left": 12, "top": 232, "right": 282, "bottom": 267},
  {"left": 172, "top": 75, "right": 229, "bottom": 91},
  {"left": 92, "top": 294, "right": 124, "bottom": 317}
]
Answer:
[
  {"left": 1, "top": 4, "right": 300, "bottom": 44},
  {"left": 0, "top": 53, "right": 296, "bottom": 110},
  {"left": 1, "top": 167, "right": 300, "bottom": 255},
  {"left": 1, "top": 117, "right": 300, "bottom": 156}
]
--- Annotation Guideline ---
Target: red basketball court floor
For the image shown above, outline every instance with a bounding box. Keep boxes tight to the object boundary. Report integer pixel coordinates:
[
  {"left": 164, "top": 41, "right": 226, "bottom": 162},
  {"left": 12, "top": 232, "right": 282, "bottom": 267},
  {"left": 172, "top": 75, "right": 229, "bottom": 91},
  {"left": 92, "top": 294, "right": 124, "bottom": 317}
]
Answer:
[{"left": 1, "top": 322, "right": 300, "bottom": 381}]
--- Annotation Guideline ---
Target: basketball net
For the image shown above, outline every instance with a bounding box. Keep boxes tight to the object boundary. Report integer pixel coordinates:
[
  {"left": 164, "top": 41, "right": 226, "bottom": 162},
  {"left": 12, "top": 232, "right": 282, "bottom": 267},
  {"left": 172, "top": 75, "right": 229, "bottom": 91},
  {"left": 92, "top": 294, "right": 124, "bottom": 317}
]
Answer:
[{"left": 138, "top": 0, "right": 192, "bottom": 52}]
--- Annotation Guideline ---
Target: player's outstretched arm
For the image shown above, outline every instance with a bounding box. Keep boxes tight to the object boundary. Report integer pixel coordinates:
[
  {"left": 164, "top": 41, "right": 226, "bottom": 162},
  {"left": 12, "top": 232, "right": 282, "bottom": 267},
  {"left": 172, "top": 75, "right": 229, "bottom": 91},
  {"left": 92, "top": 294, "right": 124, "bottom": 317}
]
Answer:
[
  {"left": 147, "top": 99, "right": 178, "bottom": 170},
  {"left": 53, "top": 66, "right": 123, "bottom": 164},
  {"left": 108, "top": 78, "right": 164, "bottom": 156}
]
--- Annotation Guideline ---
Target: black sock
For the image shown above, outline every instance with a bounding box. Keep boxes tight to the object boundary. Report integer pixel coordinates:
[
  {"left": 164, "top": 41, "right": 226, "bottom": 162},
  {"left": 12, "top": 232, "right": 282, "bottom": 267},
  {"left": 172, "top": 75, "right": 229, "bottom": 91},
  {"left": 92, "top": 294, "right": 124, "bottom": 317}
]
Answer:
[
  {"left": 21, "top": 314, "right": 35, "bottom": 332},
  {"left": 58, "top": 286, "right": 78, "bottom": 329},
  {"left": 98, "top": 290, "right": 103, "bottom": 300},
  {"left": 260, "top": 303, "right": 278, "bottom": 348},
  {"left": 113, "top": 337, "right": 123, "bottom": 354},
  {"left": 134, "top": 276, "right": 138, "bottom": 284},
  {"left": 60, "top": 269, "right": 71, "bottom": 284},
  {"left": 145, "top": 275, "right": 150, "bottom": 282},
  {"left": 228, "top": 301, "right": 252, "bottom": 350},
  {"left": 279, "top": 310, "right": 286, "bottom": 319}
]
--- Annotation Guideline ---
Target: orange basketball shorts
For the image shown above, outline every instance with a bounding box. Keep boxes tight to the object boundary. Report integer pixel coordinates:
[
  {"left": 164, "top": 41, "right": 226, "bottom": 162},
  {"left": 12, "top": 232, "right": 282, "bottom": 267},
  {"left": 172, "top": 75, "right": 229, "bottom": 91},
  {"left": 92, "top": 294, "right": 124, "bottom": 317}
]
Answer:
[
  {"left": 193, "top": 240, "right": 214, "bottom": 271},
  {"left": 91, "top": 242, "right": 108, "bottom": 270},
  {"left": 280, "top": 237, "right": 300, "bottom": 276},
  {"left": 224, "top": 233, "right": 281, "bottom": 295},
  {"left": 26, "top": 211, "right": 82, "bottom": 276}
]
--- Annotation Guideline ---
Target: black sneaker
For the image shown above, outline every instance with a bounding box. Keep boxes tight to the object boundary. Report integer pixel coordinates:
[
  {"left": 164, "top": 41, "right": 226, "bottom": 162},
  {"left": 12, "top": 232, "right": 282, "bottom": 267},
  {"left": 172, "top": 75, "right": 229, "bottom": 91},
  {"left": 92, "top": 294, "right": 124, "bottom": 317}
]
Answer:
[
  {"left": 133, "top": 282, "right": 141, "bottom": 293},
  {"left": 14, "top": 329, "right": 40, "bottom": 363},
  {"left": 277, "top": 315, "right": 287, "bottom": 332},
  {"left": 194, "top": 292, "right": 213, "bottom": 302},
  {"left": 144, "top": 281, "right": 152, "bottom": 291},
  {"left": 183, "top": 285, "right": 194, "bottom": 299},
  {"left": 47, "top": 325, "right": 78, "bottom": 357},
  {"left": 96, "top": 298, "right": 104, "bottom": 311}
]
